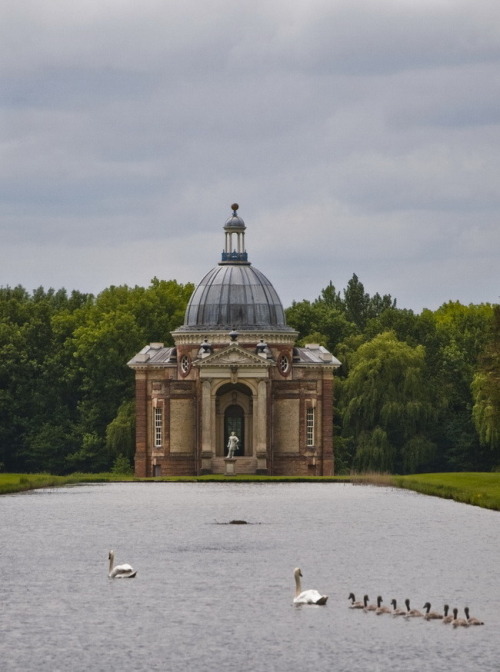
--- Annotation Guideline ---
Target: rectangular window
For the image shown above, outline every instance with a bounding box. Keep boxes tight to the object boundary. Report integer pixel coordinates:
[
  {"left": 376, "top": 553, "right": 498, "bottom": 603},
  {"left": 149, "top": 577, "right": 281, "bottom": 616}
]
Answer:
[
  {"left": 154, "top": 407, "right": 163, "bottom": 448},
  {"left": 306, "top": 407, "right": 315, "bottom": 447}
]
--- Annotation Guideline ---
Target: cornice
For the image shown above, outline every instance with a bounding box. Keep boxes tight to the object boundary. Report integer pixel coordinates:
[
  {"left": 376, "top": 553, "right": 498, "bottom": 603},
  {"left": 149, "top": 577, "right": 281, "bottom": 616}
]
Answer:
[{"left": 173, "top": 330, "right": 297, "bottom": 347}]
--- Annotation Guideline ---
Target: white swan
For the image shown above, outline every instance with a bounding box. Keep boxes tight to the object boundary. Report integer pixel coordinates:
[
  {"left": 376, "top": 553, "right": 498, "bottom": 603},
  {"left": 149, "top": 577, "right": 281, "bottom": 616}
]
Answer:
[
  {"left": 293, "top": 568, "right": 328, "bottom": 605},
  {"left": 108, "top": 550, "right": 137, "bottom": 578}
]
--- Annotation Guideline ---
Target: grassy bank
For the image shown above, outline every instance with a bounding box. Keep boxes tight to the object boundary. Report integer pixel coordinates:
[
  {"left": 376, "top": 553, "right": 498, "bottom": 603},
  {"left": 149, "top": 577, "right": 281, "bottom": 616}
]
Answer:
[
  {"left": 0, "top": 472, "right": 134, "bottom": 495},
  {"left": 1, "top": 472, "right": 499, "bottom": 511},
  {"left": 0, "top": 473, "right": 349, "bottom": 494},
  {"left": 391, "top": 472, "right": 500, "bottom": 511}
]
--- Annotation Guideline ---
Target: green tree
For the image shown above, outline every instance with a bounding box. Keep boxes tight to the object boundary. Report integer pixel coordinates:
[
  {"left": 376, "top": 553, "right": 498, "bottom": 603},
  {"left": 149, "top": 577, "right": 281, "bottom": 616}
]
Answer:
[
  {"left": 343, "top": 274, "right": 370, "bottom": 330},
  {"left": 106, "top": 400, "right": 136, "bottom": 467},
  {"left": 472, "top": 305, "right": 500, "bottom": 461},
  {"left": 0, "top": 279, "right": 193, "bottom": 474},
  {"left": 343, "top": 274, "right": 396, "bottom": 331},
  {"left": 431, "top": 302, "right": 494, "bottom": 470},
  {"left": 286, "top": 281, "right": 357, "bottom": 352},
  {"left": 340, "top": 331, "right": 436, "bottom": 473},
  {"left": 0, "top": 286, "right": 94, "bottom": 472}
]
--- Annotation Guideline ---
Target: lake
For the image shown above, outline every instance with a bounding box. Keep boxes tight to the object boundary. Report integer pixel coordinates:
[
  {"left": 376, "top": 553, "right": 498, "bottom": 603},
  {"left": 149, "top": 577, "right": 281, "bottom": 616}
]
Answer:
[{"left": 1, "top": 482, "right": 499, "bottom": 671}]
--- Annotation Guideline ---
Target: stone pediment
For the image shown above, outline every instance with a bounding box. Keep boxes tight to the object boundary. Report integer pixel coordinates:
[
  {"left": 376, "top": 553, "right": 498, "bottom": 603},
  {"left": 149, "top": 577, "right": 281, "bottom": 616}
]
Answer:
[{"left": 195, "top": 343, "right": 272, "bottom": 369}]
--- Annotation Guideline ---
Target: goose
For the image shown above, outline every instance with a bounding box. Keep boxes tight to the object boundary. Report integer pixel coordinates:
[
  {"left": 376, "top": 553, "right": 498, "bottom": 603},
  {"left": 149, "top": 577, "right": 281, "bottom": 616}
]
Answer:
[
  {"left": 293, "top": 568, "right": 328, "bottom": 605},
  {"left": 423, "top": 602, "right": 443, "bottom": 620},
  {"left": 404, "top": 599, "right": 423, "bottom": 617},
  {"left": 375, "top": 596, "right": 392, "bottom": 615},
  {"left": 363, "top": 595, "right": 377, "bottom": 612},
  {"left": 390, "top": 599, "right": 407, "bottom": 616},
  {"left": 108, "top": 550, "right": 137, "bottom": 578},
  {"left": 464, "top": 607, "right": 484, "bottom": 625},
  {"left": 348, "top": 592, "right": 364, "bottom": 609},
  {"left": 451, "top": 608, "right": 469, "bottom": 628},
  {"left": 442, "top": 605, "right": 453, "bottom": 624}
]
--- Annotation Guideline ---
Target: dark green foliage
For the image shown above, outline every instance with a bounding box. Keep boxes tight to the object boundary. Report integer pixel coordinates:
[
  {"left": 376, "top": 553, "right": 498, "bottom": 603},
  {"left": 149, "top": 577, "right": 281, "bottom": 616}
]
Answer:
[
  {"left": 472, "top": 305, "right": 500, "bottom": 461},
  {"left": 0, "top": 280, "right": 193, "bottom": 474},
  {"left": 111, "top": 454, "right": 134, "bottom": 476},
  {"left": 340, "top": 331, "right": 436, "bottom": 473},
  {"left": 0, "top": 273, "right": 496, "bottom": 475},
  {"left": 106, "top": 400, "right": 136, "bottom": 468},
  {"left": 286, "top": 278, "right": 496, "bottom": 474}
]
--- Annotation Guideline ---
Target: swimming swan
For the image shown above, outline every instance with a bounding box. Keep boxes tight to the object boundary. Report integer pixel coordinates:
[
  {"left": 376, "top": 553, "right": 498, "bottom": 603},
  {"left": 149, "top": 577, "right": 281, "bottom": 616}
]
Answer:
[
  {"left": 293, "top": 568, "right": 328, "bottom": 605},
  {"left": 108, "top": 550, "right": 137, "bottom": 578}
]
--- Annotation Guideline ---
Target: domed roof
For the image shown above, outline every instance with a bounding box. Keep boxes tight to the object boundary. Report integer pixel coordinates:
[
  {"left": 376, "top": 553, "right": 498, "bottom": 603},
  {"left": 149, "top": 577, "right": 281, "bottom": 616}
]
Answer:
[
  {"left": 182, "top": 264, "right": 291, "bottom": 331},
  {"left": 178, "top": 205, "right": 294, "bottom": 333}
]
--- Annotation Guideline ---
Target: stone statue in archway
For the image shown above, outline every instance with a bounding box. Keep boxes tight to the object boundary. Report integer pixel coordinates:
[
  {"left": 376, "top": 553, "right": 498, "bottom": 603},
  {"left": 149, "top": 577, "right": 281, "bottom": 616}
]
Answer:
[{"left": 226, "top": 431, "right": 239, "bottom": 459}]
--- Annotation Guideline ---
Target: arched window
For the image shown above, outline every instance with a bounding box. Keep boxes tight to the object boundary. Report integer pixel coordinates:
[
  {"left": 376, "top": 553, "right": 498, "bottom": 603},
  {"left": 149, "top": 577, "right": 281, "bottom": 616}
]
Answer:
[{"left": 224, "top": 404, "right": 244, "bottom": 456}]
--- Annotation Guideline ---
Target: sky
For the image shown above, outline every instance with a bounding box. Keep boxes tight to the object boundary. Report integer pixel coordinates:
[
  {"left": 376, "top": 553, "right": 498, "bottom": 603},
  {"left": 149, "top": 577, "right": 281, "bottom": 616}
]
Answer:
[{"left": 1, "top": 0, "right": 499, "bottom": 313}]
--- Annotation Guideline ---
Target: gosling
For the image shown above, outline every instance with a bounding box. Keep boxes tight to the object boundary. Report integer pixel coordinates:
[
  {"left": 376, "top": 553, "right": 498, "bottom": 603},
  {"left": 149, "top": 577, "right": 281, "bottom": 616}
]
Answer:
[
  {"left": 390, "top": 599, "right": 406, "bottom": 616},
  {"left": 375, "top": 596, "right": 392, "bottom": 615},
  {"left": 451, "top": 608, "right": 469, "bottom": 628},
  {"left": 405, "top": 598, "right": 424, "bottom": 617},
  {"left": 442, "top": 605, "right": 453, "bottom": 624},
  {"left": 363, "top": 595, "right": 377, "bottom": 612},
  {"left": 464, "top": 607, "right": 484, "bottom": 625},
  {"left": 348, "top": 593, "right": 364, "bottom": 609},
  {"left": 423, "top": 602, "right": 443, "bottom": 620}
]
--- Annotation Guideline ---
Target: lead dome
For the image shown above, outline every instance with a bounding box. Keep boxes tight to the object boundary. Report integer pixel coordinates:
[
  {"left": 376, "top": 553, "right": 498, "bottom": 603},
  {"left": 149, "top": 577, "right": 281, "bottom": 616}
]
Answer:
[{"left": 179, "top": 205, "right": 294, "bottom": 332}]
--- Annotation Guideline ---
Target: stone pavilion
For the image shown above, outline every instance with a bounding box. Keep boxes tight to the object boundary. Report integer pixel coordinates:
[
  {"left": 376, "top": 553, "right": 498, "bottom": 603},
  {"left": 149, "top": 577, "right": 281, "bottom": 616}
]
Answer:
[{"left": 128, "top": 204, "right": 341, "bottom": 476}]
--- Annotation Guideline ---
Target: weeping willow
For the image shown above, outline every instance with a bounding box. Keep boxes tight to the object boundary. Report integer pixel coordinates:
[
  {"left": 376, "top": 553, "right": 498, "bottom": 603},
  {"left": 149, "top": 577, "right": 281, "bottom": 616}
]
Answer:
[
  {"left": 471, "top": 305, "right": 500, "bottom": 456},
  {"left": 342, "top": 331, "right": 436, "bottom": 473},
  {"left": 472, "top": 372, "right": 500, "bottom": 450}
]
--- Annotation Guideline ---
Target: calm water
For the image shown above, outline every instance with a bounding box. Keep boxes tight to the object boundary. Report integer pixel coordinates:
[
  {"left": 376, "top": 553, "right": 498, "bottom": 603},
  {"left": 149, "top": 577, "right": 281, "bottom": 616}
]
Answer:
[{"left": 1, "top": 483, "right": 499, "bottom": 672}]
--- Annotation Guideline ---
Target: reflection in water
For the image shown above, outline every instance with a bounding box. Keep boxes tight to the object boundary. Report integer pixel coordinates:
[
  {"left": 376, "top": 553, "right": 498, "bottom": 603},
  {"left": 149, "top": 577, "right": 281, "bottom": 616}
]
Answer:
[{"left": 1, "top": 483, "right": 499, "bottom": 672}]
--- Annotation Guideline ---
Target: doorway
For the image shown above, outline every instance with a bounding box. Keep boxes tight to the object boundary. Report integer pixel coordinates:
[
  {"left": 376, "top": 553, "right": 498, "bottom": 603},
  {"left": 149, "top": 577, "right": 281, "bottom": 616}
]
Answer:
[{"left": 216, "top": 382, "right": 253, "bottom": 457}]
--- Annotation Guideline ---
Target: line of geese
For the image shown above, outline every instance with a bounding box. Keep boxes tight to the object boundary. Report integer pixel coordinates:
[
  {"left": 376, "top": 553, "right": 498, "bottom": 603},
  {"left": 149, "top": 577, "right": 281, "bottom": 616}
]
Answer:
[
  {"left": 348, "top": 593, "right": 484, "bottom": 626},
  {"left": 107, "top": 556, "right": 485, "bottom": 629}
]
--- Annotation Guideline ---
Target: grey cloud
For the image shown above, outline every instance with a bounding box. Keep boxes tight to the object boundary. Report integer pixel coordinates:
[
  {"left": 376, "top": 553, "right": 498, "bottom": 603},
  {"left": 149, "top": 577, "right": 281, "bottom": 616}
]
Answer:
[{"left": 0, "top": 0, "right": 499, "bottom": 310}]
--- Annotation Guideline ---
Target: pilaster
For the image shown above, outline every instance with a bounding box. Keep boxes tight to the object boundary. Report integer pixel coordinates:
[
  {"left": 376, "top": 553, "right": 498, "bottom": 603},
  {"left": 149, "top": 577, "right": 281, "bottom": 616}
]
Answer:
[{"left": 134, "top": 372, "right": 148, "bottom": 477}]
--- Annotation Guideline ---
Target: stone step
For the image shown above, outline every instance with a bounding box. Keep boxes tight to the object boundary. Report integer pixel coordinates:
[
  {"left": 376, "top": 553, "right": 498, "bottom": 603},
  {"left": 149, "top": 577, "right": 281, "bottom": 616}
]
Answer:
[{"left": 211, "top": 456, "right": 257, "bottom": 475}]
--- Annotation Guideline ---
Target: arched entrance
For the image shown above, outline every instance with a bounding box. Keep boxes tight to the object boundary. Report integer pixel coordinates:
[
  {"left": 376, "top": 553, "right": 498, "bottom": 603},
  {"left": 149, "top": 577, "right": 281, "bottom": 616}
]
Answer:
[{"left": 216, "top": 382, "right": 253, "bottom": 457}]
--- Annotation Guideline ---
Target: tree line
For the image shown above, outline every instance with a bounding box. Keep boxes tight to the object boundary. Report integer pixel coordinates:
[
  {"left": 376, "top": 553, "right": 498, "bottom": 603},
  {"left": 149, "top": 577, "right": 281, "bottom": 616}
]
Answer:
[
  {"left": 286, "top": 275, "right": 499, "bottom": 473},
  {"left": 0, "top": 279, "right": 193, "bottom": 474},
  {"left": 0, "top": 275, "right": 498, "bottom": 474}
]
